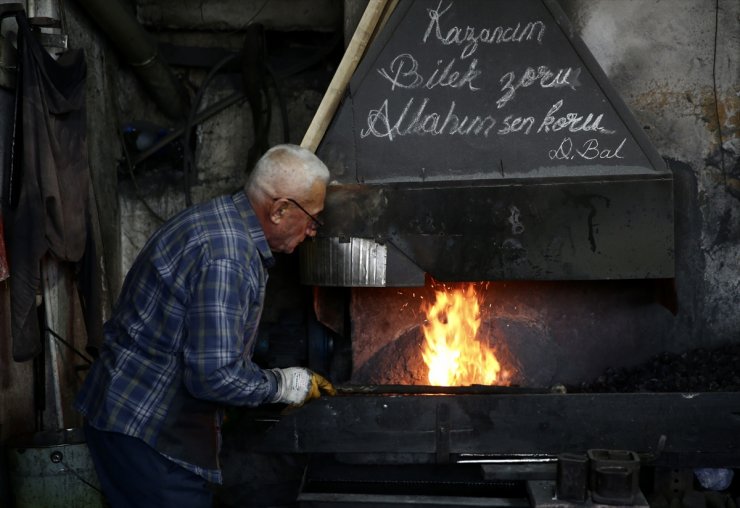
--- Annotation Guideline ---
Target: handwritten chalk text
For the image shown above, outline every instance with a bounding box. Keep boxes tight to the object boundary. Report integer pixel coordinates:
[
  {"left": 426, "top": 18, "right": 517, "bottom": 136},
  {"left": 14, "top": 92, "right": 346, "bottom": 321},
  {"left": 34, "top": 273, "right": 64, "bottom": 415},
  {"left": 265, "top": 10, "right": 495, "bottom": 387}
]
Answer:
[
  {"left": 548, "top": 137, "right": 627, "bottom": 160},
  {"left": 497, "top": 66, "right": 580, "bottom": 108},
  {"left": 378, "top": 53, "right": 482, "bottom": 91},
  {"left": 360, "top": 97, "right": 620, "bottom": 144},
  {"left": 538, "top": 100, "right": 615, "bottom": 134},
  {"left": 360, "top": 98, "right": 497, "bottom": 141},
  {"left": 423, "top": 0, "right": 546, "bottom": 59}
]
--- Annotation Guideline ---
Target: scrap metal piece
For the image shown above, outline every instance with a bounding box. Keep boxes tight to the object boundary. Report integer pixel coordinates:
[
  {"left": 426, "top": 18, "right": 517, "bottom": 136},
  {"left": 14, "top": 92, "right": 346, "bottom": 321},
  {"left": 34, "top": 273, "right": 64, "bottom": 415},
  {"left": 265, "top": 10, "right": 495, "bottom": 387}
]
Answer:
[
  {"left": 556, "top": 453, "right": 588, "bottom": 502},
  {"left": 300, "top": 237, "right": 388, "bottom": 287},
  {"left": 587, "top": 449, "right": 640, "bottom": 505}
]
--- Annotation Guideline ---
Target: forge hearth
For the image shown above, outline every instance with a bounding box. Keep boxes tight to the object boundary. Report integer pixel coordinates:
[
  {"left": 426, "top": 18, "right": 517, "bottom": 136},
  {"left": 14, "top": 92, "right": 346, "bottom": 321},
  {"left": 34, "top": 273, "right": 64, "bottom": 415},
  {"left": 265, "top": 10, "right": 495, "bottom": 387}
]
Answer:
[
  {"left": 232, "top": 1, "right": 740, "bottom": 504},
  {"left": 345, "top": 279, "right": 676, "bottom": 388}
]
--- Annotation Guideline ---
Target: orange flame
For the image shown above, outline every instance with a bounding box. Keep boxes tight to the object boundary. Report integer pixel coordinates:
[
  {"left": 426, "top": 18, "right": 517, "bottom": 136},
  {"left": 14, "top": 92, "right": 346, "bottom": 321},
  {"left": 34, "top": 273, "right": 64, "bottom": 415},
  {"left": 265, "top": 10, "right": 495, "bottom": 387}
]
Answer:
[{"left": 421, "top": 284, "right": 502, "bottom": 386}]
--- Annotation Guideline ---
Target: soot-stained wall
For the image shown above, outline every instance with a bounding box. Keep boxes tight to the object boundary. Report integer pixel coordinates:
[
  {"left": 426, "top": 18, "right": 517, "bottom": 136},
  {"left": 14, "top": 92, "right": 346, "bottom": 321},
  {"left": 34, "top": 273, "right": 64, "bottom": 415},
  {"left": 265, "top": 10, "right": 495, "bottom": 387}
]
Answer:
[{"left": 560, "top": 0, "right": 739, "bottom": 348}]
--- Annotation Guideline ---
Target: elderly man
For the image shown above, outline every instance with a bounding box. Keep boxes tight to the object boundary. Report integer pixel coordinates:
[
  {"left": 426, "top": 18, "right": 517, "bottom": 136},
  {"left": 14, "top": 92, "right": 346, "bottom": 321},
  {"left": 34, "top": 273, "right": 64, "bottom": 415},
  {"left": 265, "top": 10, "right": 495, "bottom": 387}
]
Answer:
[{"left": 75, "top": 144, "right": 335, "bottom": 508}]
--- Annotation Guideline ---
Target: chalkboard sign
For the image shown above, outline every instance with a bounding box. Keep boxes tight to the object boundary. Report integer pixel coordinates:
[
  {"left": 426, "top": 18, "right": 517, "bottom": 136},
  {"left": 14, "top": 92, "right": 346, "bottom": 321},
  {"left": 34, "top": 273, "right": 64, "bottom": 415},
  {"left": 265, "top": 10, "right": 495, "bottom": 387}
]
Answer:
[
  {"left": 319, "top": 0, "right": 668, "bottom": 184},
  {"left": 306, "top": 0, "right": 674, "bottom": 284}
]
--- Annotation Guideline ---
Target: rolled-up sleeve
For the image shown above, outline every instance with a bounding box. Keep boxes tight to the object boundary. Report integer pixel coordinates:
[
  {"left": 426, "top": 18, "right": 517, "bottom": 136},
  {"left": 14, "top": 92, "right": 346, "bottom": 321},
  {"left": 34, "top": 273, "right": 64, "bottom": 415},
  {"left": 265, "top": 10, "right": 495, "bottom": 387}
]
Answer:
[{"left": 182, "top": 258, "right": 276, "bottom": 406}]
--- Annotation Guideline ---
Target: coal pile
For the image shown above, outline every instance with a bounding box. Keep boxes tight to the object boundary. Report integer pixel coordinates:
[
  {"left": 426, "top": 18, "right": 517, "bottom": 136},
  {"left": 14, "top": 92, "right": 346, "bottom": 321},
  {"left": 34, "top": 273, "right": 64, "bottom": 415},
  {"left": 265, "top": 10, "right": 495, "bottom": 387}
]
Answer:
[{"left": 571, "top": 343, "right": 740, "bottom": 393}]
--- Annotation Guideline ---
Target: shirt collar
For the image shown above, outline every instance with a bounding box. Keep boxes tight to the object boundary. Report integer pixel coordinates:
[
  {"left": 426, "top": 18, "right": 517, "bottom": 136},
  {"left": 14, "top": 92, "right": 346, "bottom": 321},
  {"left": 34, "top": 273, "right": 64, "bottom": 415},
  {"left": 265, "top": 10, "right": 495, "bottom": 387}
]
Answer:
[{"left": 233, "top": 190, "right": 276, "bottom": 269}]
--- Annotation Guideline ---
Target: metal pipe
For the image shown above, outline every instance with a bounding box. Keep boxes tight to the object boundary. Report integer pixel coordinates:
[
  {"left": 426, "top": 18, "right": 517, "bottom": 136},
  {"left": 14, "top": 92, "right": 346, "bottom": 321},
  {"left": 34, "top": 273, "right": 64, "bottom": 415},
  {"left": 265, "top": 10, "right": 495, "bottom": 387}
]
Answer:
[
  {"left": 72, "top": 0, "right": 189, "bottom": 120},
  {"left": 131, "top": 90, "right": 247, "bottom": 166},
  {"left": 27, "top": 0, "right": 60, "bottom": 27}
]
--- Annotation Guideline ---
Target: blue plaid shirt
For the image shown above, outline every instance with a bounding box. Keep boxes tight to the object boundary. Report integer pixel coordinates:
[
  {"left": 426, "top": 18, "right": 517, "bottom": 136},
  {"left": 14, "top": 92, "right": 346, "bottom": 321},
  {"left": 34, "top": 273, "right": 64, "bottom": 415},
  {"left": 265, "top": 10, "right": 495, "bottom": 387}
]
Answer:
[{"left": 75, "top": 191, "right": 277, "bottom": 484}]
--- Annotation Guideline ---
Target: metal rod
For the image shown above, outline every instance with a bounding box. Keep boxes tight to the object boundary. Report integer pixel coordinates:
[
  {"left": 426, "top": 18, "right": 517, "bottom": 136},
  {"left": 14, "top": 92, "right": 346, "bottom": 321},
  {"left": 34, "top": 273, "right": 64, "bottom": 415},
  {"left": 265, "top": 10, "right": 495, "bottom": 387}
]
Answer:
[{"left": 334, "top": 384, "right": 548, "bottom": 395}]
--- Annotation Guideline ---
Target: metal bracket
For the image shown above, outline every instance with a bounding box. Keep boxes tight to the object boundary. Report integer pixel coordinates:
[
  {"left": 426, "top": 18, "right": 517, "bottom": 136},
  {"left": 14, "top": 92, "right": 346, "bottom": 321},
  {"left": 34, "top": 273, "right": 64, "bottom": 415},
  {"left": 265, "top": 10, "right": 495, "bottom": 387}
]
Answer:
[{"left": 35, "top": 32, "right": 67, "bottom": 51}]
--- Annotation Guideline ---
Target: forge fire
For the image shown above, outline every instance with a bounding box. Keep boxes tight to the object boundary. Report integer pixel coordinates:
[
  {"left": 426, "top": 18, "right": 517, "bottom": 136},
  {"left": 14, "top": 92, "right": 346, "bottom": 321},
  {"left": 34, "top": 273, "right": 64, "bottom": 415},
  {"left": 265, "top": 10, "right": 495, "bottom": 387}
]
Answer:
[
  {"left": 349, "top": 280, "right": 522, "bottom": 387},
  {"left": 421, "top": 283, "right": 508, "bottom": 386}
]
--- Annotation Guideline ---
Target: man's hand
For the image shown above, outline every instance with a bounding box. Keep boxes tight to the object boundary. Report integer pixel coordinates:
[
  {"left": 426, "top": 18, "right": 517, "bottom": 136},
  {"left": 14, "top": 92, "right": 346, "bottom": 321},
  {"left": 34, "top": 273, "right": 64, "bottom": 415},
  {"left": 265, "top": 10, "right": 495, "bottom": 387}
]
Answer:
[{"left": 270, "top": 367, "right": 336, "bottom": 406}]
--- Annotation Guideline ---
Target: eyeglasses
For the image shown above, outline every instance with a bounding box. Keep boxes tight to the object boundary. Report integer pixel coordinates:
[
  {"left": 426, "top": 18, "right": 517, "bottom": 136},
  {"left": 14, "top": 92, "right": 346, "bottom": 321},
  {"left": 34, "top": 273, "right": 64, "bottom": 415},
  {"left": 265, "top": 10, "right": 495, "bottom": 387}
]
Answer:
[{"left": 280, "top": 197, "right": 324, "bottom": 230}]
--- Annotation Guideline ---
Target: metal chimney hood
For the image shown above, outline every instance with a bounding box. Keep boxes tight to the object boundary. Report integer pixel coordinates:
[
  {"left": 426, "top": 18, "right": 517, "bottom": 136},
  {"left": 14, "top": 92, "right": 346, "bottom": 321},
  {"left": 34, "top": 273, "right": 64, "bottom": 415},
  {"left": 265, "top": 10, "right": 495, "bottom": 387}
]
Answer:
[{"left": 300, "top": 0, "right": 673, "bottom": 286}]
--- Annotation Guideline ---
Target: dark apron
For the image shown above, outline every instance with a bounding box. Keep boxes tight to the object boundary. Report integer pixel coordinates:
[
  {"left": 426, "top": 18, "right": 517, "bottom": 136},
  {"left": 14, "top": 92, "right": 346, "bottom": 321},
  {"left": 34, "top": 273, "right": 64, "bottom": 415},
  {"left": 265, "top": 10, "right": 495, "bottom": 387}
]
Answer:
[{"left": 7, "top": 12, "right": 96, "bottom": 361}]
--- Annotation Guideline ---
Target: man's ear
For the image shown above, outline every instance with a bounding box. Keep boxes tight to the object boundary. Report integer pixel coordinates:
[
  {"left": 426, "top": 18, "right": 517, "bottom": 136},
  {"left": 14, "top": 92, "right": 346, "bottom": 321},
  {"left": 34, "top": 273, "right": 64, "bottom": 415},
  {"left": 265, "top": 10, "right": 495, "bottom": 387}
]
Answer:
[{"left": 269, "top": 198, "right": 287, "bottom": 224}]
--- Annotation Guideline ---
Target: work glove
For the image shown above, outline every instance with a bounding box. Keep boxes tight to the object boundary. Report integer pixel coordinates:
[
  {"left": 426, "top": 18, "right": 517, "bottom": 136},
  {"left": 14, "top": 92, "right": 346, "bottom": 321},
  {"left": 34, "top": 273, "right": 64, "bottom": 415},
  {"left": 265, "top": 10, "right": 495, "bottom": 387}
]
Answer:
[{"left": 270, "top": 367, "right": 336, "bottom": 406}]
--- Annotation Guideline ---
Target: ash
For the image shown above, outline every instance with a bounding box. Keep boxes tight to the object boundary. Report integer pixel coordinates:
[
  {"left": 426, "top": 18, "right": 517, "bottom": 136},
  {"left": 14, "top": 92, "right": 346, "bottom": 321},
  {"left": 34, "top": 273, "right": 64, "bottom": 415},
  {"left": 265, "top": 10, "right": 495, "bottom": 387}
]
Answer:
[{"left": 570, "top": 343, "right": 740, "bottom": 393}]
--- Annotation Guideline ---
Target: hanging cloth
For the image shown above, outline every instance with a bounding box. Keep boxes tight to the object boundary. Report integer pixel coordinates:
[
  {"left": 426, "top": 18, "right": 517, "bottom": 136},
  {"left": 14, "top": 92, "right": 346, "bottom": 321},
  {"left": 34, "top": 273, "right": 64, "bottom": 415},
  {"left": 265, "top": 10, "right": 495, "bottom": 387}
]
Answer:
[
  {"left": 0, "top": 85, "right": 12, "bottom": 282},
  {"left": 7, "top": 12, "right": 90, "bottom": 361},
  {"left": 0, "top": 221, "right": 8, "bottom": 281}
]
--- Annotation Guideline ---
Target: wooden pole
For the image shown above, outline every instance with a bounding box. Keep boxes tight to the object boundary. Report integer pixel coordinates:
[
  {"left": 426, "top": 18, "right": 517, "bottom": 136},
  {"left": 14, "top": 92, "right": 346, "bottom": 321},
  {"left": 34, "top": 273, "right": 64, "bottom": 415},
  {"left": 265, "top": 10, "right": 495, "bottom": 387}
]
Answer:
[{"left": 301, "top": 0, "right": 390, "bottom": 152}]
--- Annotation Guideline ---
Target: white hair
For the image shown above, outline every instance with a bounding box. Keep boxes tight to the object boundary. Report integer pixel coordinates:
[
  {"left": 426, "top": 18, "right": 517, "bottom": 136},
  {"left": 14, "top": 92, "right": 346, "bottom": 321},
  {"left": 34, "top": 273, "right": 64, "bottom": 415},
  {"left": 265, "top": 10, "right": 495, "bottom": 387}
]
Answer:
[{"left": 246, "top": 144, "right": 330, "bottom": 201}]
